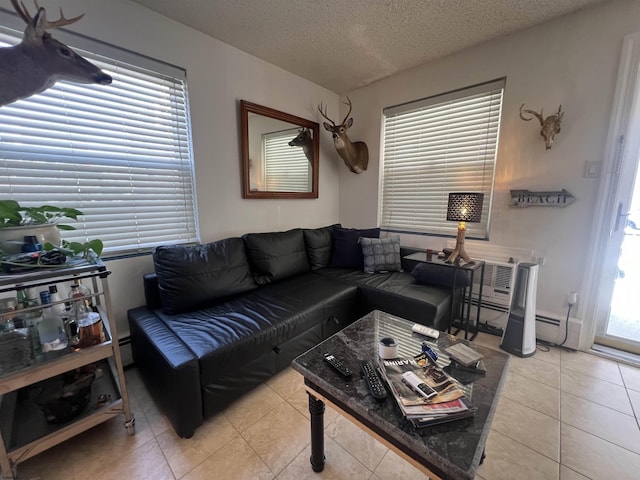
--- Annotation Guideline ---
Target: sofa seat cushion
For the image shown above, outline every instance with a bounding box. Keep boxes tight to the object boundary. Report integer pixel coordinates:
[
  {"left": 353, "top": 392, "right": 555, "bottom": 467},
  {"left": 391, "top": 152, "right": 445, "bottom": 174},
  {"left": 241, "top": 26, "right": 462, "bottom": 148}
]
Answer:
[
  {"left": 153, "top": 237, "right": 256, "bottom": 314},
  {"left": 152, "top": 272, "right": 358, "bottom": 385},
  {"left": 316, "top": 267, "right": 453, "bottom": 330},
  {"left": 243, "top": 229, "right": 310, "bottom": 284}
]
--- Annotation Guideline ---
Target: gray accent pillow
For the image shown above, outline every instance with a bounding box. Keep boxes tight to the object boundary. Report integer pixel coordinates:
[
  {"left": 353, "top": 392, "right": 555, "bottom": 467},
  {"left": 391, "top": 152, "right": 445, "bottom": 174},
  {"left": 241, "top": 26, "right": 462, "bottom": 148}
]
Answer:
[{"left": 359, "top": 235, "right": 402, "bottom": 273}]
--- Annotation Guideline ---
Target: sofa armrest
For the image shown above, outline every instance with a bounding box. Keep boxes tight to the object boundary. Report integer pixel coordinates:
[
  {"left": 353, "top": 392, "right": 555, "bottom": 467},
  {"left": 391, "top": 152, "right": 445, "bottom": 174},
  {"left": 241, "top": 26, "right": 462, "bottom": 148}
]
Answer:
[
  {"left": 128, "top": 306, "right": 202, "bottom": 438},
  {"left": 143, "top": 273, "right": 162, "bottom": 309}
]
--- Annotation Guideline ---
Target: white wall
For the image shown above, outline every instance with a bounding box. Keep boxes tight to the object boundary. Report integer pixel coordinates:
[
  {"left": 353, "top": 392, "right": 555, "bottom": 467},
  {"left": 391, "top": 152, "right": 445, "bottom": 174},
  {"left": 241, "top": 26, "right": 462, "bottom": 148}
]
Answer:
[
  {"left": 340, "top": 0, "right": 640, "bottom": 343},
  {"left": 11, "top": 0, "right": 343, "bottom": 340}
]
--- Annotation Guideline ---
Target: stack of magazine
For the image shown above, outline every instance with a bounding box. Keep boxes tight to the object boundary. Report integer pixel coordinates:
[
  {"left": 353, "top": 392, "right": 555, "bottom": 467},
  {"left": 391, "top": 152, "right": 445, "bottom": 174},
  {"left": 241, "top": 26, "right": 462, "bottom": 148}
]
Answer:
[{"left": 377, "top": 352, "right": 477, "bottom": 428}]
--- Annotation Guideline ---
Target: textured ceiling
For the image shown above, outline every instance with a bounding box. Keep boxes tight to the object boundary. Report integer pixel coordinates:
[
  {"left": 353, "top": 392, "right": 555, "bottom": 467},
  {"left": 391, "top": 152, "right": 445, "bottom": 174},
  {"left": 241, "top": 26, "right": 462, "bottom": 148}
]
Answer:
[{"left": 129, "top": 0, "right": 607, "bottom": 93}]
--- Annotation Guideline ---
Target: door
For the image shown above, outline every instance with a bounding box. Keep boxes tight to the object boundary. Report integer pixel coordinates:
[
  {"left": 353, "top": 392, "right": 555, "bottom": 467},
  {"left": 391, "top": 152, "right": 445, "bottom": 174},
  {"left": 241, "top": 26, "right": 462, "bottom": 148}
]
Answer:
[{"left": 590, "top": 32, "right": 640, "bottom": 356}]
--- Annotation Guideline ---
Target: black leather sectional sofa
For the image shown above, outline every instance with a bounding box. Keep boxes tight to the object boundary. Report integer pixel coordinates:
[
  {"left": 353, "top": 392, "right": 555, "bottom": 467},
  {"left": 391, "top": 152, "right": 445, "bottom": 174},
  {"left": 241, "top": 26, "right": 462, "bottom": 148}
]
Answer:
[{"left": 127, "top": 225, "right": 458, "bottom": 438}]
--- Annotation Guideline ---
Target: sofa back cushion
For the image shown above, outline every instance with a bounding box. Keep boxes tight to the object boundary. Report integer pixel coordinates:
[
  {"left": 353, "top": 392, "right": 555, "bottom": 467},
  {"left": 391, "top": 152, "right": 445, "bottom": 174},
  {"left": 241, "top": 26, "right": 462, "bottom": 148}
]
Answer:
[
  {"left": 411, "top": 262, "right": 471, "bottom": 288},
  {"left": 329, "top": 226, "right": 380, "bottom": 268},
  {"left": 242, "top": 228, "right": 310, "bottom": 284},
  {"left": 303, "top": 224, "right": 339, "bottom": 270},
  {"left": 153, "top": 237, "right": 256, "bottom": 314}
]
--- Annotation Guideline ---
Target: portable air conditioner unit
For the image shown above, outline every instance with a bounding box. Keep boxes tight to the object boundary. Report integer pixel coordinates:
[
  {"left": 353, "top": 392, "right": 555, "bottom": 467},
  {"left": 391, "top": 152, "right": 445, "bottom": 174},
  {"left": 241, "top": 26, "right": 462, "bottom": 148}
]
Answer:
[
  {"left": 500, "top": 263, "right": 539, "bottom": 357},
  {"left": 472, "top": 260, "right": 517, "bottom": 310}
]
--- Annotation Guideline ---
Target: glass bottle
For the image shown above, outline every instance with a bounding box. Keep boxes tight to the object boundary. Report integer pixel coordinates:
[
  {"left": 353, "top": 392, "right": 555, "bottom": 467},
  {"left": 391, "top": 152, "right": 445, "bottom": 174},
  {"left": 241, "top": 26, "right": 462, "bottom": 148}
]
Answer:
[
  {"left": 69, "top": 281, "right": 92, "bottom": 309},
  {"left": 68, "top": 284, "right": 90, "bottom": 335},
  {"left": 37, "top": 290, "right": 68, "bottom": 352},
  {"left": 13, "top": 286, "right": 44, "bottom": 358}
]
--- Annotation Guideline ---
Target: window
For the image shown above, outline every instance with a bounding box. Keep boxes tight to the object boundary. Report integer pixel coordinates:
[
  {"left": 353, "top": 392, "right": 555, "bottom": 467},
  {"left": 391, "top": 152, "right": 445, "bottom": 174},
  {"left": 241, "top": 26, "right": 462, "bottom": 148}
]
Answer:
[
  {"left": 0, "top": 21, "right": 198, "bottom": 255},
  {"left": 380, "top": 79, "right": 504, "bottom": 239},
  {"left": 263, "top": 130, "right": 311, "bottom": 192}
]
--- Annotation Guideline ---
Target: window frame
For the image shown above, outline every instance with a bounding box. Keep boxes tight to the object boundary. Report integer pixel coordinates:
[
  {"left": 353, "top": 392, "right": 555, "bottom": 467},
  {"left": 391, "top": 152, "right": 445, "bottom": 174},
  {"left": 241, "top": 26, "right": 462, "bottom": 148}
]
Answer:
[
  {"left": 262, "top": 129, "right": 312, "bottom": 193},
  {"left": 379, "top": 78, "right": 505, "bottom": 240},
  {"left": 0, "top": 13, "right": 199, "bottom": 256}
]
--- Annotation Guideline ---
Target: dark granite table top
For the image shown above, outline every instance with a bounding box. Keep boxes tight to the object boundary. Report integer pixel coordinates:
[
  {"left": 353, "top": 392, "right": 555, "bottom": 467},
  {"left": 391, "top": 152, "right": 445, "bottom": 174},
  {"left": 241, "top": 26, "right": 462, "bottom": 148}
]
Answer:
[{"left": 292, "top": 310, "right": 510, "bottom": 480}]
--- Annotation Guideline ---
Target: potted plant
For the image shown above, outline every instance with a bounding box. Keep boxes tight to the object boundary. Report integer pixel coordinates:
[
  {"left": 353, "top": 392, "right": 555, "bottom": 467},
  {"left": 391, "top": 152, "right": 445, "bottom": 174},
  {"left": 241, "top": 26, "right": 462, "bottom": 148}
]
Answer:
[{"left": 0, "top": 200, "right": 84, "bottom": 255}]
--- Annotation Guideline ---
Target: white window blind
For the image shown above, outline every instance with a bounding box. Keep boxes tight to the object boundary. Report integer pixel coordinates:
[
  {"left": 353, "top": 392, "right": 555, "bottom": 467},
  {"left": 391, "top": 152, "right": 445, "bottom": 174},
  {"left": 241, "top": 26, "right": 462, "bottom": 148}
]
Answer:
[
  {"left": 0, "top": 25, "right": 198, "bottom": 255},
  {"left": 380, "top": 79, "right": 504, "bottom": 239},
  {"left": 263, "top": 130, "right": 310, "bottom": 192}
]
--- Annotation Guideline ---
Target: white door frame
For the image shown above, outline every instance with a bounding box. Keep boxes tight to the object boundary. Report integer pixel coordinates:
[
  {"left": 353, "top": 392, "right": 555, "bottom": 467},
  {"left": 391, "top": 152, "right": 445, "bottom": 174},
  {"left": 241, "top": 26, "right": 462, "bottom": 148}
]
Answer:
[{"left": 582, "top": 31, "right": 640, "bottom": 351}]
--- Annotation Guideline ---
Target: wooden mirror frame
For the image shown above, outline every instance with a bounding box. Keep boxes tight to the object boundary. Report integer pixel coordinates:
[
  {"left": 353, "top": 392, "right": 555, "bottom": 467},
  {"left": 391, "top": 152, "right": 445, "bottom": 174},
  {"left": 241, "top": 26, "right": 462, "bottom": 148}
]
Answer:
[{"left": 240, "top": 100, "right": 319, "bottom": 199}]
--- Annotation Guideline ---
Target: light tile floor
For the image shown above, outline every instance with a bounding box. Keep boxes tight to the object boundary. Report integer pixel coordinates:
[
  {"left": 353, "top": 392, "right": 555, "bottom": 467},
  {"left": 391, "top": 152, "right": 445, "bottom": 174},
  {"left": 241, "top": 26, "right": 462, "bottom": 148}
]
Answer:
[{"left": 12, "top": 333, "right": 640, "bottom": 480}]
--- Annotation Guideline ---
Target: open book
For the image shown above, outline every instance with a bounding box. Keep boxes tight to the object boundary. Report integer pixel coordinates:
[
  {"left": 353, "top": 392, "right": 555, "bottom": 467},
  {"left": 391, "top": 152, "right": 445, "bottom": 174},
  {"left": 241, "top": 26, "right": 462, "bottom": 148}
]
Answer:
[{"left": 377, "top": 352, "right": 476, "bottom": 427}]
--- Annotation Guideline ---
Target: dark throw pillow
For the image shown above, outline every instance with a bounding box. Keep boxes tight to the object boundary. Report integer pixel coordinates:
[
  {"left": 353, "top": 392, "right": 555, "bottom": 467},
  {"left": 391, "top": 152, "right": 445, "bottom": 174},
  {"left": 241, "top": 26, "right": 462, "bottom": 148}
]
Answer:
[
  {"left": 242, "top": 228, "right": 310, "bottom": 284},
  {"left": 329, "top": 226, "right": 380, "bottom": 268},
  {"left": 303, "top": 224, "right": 340, "bottom": 270},
  {"left": 360, "top": 235, "right": 402, "bottom": 273},
  {"left": 411, "top": 262, "right": 471, "bottom": 288},
  {"left": 153, "top": 237, "right": 256, "bottom": 314}
]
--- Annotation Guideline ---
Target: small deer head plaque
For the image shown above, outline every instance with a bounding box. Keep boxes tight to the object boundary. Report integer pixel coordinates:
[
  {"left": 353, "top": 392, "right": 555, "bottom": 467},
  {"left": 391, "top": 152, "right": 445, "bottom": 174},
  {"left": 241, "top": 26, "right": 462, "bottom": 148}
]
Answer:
[{"left": 519, "top": 104, "right": 564, "bottom": 150}]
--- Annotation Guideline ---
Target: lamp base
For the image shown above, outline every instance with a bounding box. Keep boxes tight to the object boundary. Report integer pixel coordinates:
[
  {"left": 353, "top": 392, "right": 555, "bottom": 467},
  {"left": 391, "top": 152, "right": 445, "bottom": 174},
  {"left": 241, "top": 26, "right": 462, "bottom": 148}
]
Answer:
[{"left": 445, "top": 222, "right": 472, "bottom": 264}]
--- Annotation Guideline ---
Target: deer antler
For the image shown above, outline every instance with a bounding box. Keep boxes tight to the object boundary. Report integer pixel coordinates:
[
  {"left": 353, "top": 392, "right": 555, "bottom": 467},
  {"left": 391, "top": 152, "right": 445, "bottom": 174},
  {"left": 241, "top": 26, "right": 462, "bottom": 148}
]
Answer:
[
  {"left": 11, "top": 0, "right": 84, "bottom": 29},
  {"left": 519, "top": 104, "right": 544, "bottom": 125},
  {"left": 317, "top": 102, "right": 336, "bottom": 126},
  {"left": 341, "top": 96, "right": 353, "bottom": 125}
]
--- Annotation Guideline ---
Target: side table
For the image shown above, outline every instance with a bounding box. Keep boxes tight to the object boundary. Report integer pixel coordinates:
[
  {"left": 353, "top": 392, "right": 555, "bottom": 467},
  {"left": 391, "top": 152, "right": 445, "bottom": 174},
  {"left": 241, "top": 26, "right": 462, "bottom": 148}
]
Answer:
[{"left": 404, "top": 252, "right": 485, "bottom": 339}]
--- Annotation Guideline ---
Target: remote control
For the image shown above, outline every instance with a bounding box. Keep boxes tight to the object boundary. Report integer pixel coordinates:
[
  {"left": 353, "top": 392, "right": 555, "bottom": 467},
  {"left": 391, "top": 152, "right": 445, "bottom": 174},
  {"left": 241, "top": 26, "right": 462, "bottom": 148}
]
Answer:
[
  {"left": 361, "top": 361, "right": 387, "bottom": 401},
  {"left": 401, "top": 371, "right": 438, "bottom": 399},
  {"left": 323, "top": 353, "right": 352, "bottom": 378},
  {"left": 411, "top": 323, "right": 440, "bottom": 339}
]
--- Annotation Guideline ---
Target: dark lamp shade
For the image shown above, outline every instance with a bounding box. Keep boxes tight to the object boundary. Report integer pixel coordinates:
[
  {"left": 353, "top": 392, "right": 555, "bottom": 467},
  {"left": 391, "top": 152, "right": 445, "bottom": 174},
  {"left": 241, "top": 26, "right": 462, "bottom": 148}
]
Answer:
[{"left": 446, "top": 193, "right": 484, "bottom": 223}]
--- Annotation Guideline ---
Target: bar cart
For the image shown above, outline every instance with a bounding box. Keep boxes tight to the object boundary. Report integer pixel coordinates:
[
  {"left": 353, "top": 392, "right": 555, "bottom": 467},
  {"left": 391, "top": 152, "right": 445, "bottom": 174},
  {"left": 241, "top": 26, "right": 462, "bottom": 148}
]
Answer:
[{"left": 0, "top": 260, "right": 134, "bottom": 480}]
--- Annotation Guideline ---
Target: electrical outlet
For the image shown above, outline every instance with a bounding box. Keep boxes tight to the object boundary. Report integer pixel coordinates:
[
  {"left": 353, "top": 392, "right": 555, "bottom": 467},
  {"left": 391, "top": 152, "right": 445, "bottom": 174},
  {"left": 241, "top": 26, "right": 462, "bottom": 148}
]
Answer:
[{"left": 568, "top": 291, "right": 578, "bottom": 306}]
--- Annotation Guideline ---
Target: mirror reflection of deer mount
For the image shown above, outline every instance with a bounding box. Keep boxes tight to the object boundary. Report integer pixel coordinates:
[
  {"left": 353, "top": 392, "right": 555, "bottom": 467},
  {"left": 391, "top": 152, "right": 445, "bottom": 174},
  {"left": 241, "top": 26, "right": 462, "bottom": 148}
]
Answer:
[{"left": 240, "top": 100, "right": 319, "bottom": 199}]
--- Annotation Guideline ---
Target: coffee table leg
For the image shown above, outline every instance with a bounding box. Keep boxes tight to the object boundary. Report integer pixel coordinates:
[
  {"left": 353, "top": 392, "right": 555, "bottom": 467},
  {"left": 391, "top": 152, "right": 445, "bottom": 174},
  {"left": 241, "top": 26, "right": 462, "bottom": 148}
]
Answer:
[{"left": 308, "top": 393, "right": 325, "bottom": 472}]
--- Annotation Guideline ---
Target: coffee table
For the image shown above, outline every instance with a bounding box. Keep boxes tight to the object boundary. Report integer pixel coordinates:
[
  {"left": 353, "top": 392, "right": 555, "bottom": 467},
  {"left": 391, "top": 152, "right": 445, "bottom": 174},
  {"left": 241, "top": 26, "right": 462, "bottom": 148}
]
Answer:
[{"left": 291, "top": 310, "right": 510, "bottom": 480}]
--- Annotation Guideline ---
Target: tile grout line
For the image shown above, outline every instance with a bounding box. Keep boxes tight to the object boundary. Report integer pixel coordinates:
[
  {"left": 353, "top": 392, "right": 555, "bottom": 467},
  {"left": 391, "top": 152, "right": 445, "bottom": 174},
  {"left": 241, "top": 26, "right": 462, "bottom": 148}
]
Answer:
[{"left": 617, "top": 362, "right": 640, "bottom": 434}]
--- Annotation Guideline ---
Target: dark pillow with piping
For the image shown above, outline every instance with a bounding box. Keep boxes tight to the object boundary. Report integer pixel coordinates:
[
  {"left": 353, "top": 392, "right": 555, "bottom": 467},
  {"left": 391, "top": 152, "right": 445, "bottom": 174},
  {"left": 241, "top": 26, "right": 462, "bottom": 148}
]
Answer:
[
  {"left": 411, "top": 262, "right": 470, "bottom": 288},
  {"left": 153, "top": 237, "right": 256, "bottom": 314},
  {"left": 360, "top": 235, "right": 402, "bottom": 273},
  {"left": 242, "top": 228, "right": 310, "bottom": 284},
  {"left": 303, "top": 224, "right": 340, "bottom": 270},
  {"left": 329, "top": 226, "right": 380, "bottom": 268}
]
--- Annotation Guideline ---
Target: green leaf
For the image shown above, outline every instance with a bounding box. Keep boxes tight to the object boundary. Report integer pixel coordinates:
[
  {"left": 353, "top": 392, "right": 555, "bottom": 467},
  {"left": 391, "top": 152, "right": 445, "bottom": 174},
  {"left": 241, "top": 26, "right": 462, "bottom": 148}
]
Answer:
[{"left": 86, "top": 239, "right": 103, "bottom": 256}]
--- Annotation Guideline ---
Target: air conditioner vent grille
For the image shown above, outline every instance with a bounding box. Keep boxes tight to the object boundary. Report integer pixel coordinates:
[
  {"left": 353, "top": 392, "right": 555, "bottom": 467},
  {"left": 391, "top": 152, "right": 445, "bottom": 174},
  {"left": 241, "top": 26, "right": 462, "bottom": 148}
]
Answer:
[
  {"left": 495, "top": 265, "right": 515, "bottom": 289},
  {"left": 472, "top": 260, "right": 517, "bottom": 309}
]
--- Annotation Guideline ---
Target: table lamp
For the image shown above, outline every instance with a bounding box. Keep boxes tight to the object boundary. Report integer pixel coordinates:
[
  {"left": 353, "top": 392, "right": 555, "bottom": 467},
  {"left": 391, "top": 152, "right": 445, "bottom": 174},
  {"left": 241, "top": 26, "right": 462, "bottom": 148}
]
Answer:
[{"left": 445, "top": 192, "right": 484, "bottom": 264}]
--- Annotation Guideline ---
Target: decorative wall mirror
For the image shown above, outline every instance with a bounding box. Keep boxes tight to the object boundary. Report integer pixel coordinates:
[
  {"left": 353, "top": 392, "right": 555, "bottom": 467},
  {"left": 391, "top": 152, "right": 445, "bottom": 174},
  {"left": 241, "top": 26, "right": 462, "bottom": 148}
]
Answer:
[{"left": 241, "top": 100, "right": 319, "bottom": 199}]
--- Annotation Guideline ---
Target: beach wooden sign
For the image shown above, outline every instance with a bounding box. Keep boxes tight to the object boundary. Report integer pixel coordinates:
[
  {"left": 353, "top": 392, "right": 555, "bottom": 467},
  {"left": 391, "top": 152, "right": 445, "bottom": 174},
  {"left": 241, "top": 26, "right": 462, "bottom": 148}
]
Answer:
[{"left": 510, "top": 189, "right": 575, "bottom": 207}]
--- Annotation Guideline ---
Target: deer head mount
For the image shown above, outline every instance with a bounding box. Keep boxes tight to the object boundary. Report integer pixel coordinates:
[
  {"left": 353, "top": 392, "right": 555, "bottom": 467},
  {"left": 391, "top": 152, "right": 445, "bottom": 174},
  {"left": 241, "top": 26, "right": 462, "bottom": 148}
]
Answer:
[
  {"left": 318, "top": 96, "right": 369, "bottom": 174},
  {"left": 519, "top": 104, "right": 563, "bottom": 150},
  {"left": 0, "top": 0, "right": 112, "bottom": 107},
  {"left": 288, "top": 127, "right": 314, "bottom": 164}
]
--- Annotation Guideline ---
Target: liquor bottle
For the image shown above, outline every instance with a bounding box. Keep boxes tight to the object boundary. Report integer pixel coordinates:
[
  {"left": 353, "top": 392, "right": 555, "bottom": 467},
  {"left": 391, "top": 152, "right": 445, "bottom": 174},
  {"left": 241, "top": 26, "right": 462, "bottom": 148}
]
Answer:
[
  {"left": 37, "top": 290, "right": 68, "bottom": 352},
  {"left": 47, "top": 285, "right": 66, "bottom": 316},
  {"left": 51, "top": 284, "right": 78, "bottom": 346},
  {"left": 68, "top": 281, "right": 92, "bottom": 309},
  {"left": 14, "top": 286, "right": 43, "bottom": 358}
]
